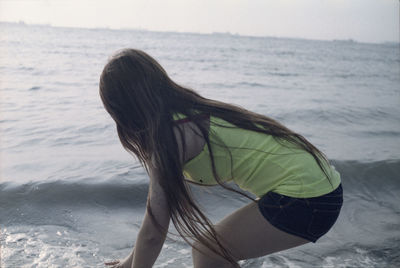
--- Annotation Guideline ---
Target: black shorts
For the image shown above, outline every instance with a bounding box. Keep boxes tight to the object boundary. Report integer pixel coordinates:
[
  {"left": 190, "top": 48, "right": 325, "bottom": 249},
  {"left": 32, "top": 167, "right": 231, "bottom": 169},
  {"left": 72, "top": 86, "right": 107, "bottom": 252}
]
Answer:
[{"left": 257, "top": 184, "right": 343, "bottom": 243}]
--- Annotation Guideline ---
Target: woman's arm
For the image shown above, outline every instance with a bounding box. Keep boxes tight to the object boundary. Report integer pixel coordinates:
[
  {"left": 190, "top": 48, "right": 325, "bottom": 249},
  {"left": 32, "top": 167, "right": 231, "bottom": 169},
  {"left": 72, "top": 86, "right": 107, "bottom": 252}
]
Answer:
[{"left": 131, "top": 165, "right": 171, "bottom": 268}]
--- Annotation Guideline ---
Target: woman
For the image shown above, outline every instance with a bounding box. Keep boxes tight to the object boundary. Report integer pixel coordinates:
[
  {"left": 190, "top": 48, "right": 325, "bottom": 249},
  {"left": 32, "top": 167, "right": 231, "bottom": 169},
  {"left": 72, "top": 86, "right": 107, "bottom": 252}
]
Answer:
[{"left": 101, "top": 49, "right": 343, "bottom": 268}]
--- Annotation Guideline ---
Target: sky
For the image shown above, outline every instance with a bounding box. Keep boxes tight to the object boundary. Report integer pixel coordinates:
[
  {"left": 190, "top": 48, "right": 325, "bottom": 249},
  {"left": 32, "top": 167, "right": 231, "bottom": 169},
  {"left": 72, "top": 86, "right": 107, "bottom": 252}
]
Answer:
[{"left": 0, "top": 0, "right": 399, "bottom": 43}]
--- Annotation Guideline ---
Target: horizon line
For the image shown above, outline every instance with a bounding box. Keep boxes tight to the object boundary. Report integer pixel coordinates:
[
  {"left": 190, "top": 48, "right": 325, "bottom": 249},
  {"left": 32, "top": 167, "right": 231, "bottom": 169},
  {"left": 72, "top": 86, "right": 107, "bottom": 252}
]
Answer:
[{"left": 1, "top": 20, "right": 399, "bottom": 46}]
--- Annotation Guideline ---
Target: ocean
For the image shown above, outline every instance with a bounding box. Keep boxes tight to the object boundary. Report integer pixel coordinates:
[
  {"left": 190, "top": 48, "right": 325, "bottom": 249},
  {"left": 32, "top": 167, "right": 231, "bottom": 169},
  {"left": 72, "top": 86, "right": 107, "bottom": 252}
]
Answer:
[{"left": 0, "top": 22, "right": 399, "bottom": 267}]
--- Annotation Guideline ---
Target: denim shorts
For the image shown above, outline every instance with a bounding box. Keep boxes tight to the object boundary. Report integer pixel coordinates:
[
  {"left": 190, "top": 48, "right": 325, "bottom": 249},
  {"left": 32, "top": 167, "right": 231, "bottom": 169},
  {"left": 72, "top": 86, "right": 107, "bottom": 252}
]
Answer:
[{"left": 257, "top": 184, "right": 343, "bottom": 243}]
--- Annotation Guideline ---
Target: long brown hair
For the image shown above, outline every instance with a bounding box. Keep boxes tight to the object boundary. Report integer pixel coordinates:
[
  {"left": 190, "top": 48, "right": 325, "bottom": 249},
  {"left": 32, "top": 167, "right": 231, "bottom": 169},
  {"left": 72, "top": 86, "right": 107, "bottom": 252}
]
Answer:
[{"left": 99, "top": 48, "right": 331, "bottom": 265}]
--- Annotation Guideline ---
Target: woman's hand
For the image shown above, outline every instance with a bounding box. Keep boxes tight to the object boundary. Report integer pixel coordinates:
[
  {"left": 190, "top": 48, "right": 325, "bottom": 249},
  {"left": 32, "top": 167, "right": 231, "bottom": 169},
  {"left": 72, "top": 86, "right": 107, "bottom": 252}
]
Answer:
[{"left": 105, "top": 250, "right": 134, "bottom": 268}]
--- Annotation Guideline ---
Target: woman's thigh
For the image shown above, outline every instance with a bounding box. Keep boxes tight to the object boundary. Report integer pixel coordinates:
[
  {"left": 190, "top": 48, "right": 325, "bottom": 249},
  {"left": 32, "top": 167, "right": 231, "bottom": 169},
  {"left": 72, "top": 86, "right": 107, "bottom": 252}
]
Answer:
[{"left": 192, "top": 201, "right": 310, "bottom": 266}]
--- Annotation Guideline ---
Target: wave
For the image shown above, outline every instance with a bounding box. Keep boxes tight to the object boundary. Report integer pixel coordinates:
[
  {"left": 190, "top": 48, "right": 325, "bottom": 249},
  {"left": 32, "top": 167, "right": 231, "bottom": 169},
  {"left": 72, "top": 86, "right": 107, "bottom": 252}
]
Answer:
[
  {"left": 330, "top": 159, "right": 400, "bottom": 204},
  {"left": 1, "top": 159, "right": 399, "bottom": 208},
  {"left": 267, "top": 71, "right": 299, "bottom": 77},
  {"left": 275, "top": 106, "right": 400, "bottom": 127},
  {"left": 0, "top": 179, "right": 149, "bottom": 209},
  {"left": 203, "top": 81, "right": 268, "bottom": 89},
  {"left": 28, "top": 86, "right": 41, "bottom": 91}
]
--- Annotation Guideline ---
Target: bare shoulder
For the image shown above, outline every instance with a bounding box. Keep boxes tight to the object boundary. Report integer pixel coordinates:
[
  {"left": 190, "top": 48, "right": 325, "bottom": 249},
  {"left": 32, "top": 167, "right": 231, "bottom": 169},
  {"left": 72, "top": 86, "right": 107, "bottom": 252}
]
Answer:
[{"left": 172, "top": 117, "right": 209, "bottom": 164}]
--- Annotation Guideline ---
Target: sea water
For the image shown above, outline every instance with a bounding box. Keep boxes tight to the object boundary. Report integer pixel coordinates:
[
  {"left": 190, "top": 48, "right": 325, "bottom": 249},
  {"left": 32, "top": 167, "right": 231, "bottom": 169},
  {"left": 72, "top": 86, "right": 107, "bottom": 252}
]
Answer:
[{"left": 0, "top": 22, "right": 399, "bottom": 267}]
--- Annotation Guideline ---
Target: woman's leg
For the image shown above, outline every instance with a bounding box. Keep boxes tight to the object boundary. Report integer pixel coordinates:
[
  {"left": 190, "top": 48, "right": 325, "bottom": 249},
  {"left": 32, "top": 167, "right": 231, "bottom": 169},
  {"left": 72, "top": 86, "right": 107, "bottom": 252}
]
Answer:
[{"left": 192, "top": 201, "right": 310, "bottom": 268}]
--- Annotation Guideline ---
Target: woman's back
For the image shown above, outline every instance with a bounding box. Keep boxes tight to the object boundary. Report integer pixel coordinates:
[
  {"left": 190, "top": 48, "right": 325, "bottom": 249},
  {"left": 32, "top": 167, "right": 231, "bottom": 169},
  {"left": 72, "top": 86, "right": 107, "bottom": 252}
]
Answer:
[{"left": 176, "top": 115, "right": 341, "bottom": 198}]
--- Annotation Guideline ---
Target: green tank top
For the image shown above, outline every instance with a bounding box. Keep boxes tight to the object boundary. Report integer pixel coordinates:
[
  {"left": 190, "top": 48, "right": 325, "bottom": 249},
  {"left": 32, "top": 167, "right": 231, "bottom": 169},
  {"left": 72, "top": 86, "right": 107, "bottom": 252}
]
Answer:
[{"left": 175, "top": 114, "right": 341, "bottom": 198}]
